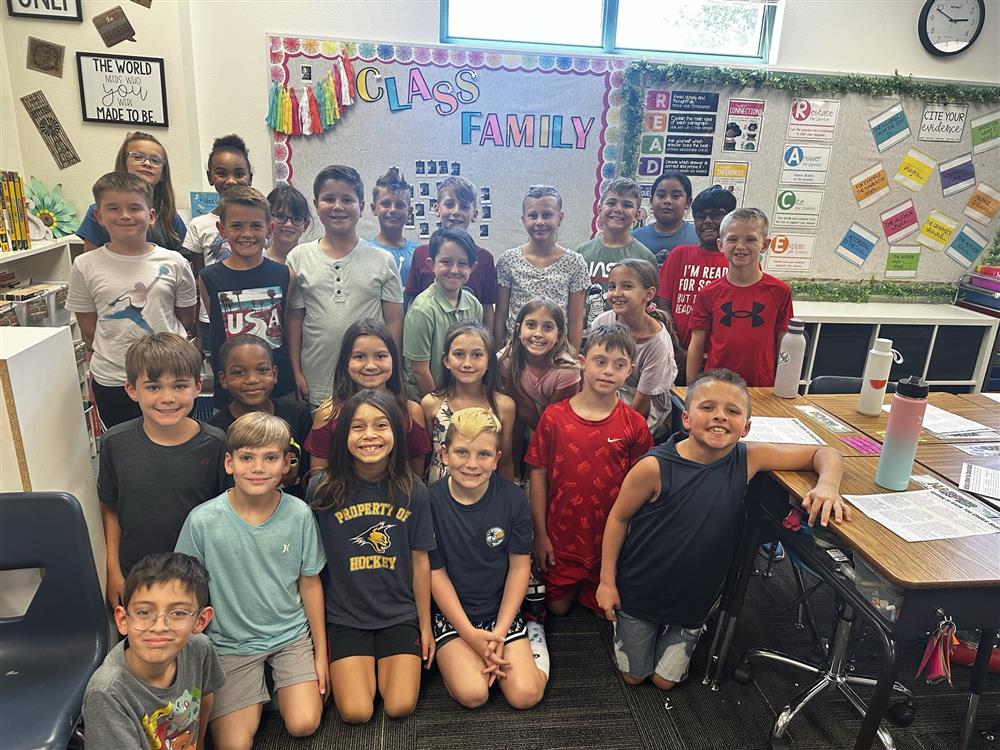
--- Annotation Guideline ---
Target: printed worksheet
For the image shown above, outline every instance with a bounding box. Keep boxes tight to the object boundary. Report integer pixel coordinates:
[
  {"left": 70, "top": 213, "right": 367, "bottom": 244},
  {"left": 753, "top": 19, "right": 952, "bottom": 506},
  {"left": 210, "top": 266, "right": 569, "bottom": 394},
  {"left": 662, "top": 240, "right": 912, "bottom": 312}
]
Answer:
[
  {"left": 845, "top": 487, "right": 1000, "bottom": 542},
  {"left": 741, "top": 417, "right": 825, "bottom": 445},
  {"left": 955, "top": 443, "right": 1000, "bottom": 457},
  {"left": 882, "top": 403, "right": 999, "bottom": 439},
  {"left": 794, "top": 404, "right": 854, "bottom": 433},
  {"left": 959, "top": 463, "right": 1000, "bottom": 501}
]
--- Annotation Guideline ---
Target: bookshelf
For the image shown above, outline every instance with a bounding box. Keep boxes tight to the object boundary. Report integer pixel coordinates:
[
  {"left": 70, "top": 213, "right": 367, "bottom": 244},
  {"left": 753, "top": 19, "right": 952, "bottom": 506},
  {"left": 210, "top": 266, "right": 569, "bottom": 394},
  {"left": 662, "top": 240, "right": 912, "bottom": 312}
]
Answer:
[{"left": 0, "top": 235, "right": 77, "bottom": 282}]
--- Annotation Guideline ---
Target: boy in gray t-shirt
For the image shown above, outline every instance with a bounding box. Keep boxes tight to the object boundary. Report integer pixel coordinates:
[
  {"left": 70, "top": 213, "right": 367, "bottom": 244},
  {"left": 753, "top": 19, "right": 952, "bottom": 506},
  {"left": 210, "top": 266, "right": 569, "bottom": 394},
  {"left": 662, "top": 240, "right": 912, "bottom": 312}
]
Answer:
[{"left": 83, "top": 553, "right": 224, "bottom": 750}]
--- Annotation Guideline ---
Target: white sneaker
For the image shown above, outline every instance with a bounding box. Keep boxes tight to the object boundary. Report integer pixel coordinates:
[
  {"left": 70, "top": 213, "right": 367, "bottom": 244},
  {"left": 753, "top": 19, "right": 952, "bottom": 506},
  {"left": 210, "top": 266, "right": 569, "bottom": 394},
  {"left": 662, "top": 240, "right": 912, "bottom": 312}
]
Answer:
[{"left": 526, "top": 620, "right": 550, "bottom": 678}]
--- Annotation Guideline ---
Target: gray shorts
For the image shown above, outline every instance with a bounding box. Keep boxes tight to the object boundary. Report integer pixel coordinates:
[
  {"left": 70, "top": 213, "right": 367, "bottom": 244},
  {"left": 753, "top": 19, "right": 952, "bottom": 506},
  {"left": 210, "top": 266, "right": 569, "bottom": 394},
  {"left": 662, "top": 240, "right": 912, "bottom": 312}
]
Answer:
[
  {"left": 211, "top": 633, "right": 318, "bottom": 719},
  {"left": 612, "top": 609, "right": 704, "bottom": 683}
]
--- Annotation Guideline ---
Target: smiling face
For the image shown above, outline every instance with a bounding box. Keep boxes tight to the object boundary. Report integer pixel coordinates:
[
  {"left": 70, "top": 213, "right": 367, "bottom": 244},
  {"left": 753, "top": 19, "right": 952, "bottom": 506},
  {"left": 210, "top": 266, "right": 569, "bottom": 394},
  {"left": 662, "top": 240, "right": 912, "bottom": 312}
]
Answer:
[
  {"left": 443, "top": 430, "right": 501, "bottom": 492},
  {"left": 521, "top": 196, "right": 563, "bottom": 244},
  {"left": 124, "top": 138, "right": 166, "bottom": 187},
  {"left": 115, "top": 579, "right": 211, "bottom": 673},
  {"left": 682, "top": 379, "right": 751, "bottom": 453},
  {"left": 579, "top": 343, "right": 632, "bottom": 397},
  {"left": 126, "top": 369, "right": 200, "bottom": 428},
  {"left": 95, "top": 190, "right": 156, "bottom": 244},
  {"left": 718, "top": 217, "right": 768, "bottom": 269},
  {"left": 599, "top": 191, "right": 640, "bottom": 235},
  {"left": 315, "top": 178, "right": 363, "bottom": 237},
  {"left": 436, "top": 189, "right": 477, "bottom": 230},
  {"left": 207, "top": 150, "right": 252, "bottom": 196},
  {"left": 347, "top": 403, "right": 395, "bottom": 470},
  {"left": 693, "top": 207, "right": 730, "bottom": 250},
  {"left": 218, "top": 204, "right": 271, "bottom": 261},
  {"left": 225, "top": 443, "right": 289, "bottom": 498},
  {"left": 650, "top": 178, "right": 690, "bottom": 230},
  {"left": 444, "top": 331, "right": 490, "bottom": 386},
  {"left": 607, "top": 264, "right": 655, "bottom": 317},
  {"left": 518, "top": 308, "right": 560, "bottom": 359},
  {"left": 372, "top": 187, "right": 412, "bottom": 233},
  {"left": 270, "top": 207, "right": 308, "bottom": 250},
  {"left": 347, "top": 335, "right": 393, "bottom": 390},
  {"left": 431, "top": 240, "right": 476, "bottom": 294},
  {"left": 218, "top": 342, "right": 276, "bottom": 408}
]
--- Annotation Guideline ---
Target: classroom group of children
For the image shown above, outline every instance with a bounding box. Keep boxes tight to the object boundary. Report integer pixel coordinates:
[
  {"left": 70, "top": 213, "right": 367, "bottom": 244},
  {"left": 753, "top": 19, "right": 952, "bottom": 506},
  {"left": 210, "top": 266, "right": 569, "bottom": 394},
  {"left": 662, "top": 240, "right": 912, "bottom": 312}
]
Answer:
[{"left": 68, "top": 130, "right": 853, "bottom": 749}]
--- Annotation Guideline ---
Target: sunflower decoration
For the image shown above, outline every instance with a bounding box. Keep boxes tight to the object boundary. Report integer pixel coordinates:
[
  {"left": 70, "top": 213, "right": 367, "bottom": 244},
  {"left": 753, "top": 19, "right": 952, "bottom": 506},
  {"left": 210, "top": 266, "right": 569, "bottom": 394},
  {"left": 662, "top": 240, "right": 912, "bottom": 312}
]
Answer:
[{"left": 27, "top": 177, "right": 79, "bottom": 238}]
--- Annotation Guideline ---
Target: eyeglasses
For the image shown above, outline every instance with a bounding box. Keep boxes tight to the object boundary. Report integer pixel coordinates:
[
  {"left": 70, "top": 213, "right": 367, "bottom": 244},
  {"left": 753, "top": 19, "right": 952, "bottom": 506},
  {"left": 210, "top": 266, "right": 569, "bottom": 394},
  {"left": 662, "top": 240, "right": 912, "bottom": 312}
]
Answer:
[
  {"left": 272, "top": 212, "right": 306, "bottom": 227},
  {"left": 693, "top": 209, "right": 730, "bottom": 221},
  {"left": 126, "top": 151, "right": 165, "bottom": 167},
  {"left": 126, "top": 608, "right": 200, "bottom": 631}
]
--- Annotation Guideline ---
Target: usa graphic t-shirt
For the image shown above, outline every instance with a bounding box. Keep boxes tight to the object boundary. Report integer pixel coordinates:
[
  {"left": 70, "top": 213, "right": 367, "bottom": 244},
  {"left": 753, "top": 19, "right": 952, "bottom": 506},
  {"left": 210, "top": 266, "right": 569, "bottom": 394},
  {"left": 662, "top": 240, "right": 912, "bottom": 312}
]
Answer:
[
  {"left": 656, "top": 244, "right": 729, "bottom": 347},
  {"left": 524, "top": 399, "right": 652, "bottom": 567},
  {"left": 311, "top": 477, "right": 435, "bottom": 629},
  {"left": 690, "top": 273, "right": 793, "bottom": 387},
  {"left": 199, "top": 259, "right": 295, "bottom": 407}
]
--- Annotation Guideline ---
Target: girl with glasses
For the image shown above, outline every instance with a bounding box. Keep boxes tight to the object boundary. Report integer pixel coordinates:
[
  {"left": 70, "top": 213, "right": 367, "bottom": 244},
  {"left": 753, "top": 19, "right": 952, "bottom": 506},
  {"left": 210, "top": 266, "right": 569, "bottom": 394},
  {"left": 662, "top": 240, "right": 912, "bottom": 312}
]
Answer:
[{"left": 266, "top": 183, "right": 312, "bottom": 264}]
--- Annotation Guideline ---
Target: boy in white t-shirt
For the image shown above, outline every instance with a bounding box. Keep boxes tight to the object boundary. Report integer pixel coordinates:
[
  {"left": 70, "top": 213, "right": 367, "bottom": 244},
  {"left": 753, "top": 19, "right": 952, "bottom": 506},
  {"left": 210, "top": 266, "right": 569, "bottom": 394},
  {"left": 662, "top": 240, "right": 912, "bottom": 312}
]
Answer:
[{"left": 68, "top": 172, "right": 197, "bottom": 428}]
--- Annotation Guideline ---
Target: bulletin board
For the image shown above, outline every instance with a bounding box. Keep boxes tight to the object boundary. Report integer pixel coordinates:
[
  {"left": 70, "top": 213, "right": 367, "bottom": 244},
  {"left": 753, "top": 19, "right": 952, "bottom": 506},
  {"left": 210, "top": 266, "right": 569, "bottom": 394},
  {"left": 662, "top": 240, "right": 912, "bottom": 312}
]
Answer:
[
  {"left": 620, "top": 63, "right": 1000, "bottom": 289},
  {"left": 266, "top": 36, "right": 628, "bottom": 251}
]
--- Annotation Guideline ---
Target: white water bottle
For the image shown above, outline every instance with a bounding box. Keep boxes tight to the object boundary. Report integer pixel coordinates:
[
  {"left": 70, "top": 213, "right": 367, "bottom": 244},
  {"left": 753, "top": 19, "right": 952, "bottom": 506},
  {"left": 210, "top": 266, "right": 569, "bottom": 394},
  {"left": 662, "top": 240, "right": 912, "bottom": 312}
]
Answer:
[
  {"left": 858, "top": 338, "right": 901, "bottom": 415},
  {"left": 773, "top": 319, "right": 807, "bottom": 398}
]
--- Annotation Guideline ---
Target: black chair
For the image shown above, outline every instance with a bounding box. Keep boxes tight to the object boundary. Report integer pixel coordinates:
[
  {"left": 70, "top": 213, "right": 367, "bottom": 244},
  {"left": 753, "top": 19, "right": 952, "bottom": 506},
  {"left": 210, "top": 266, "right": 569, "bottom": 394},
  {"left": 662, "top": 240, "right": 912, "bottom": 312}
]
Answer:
[
  {"left": 809, "top": 375, "right": 898, "bottom": 395},
  {"left": 0, "top": 492, "right": 109, "bottom": 750}
]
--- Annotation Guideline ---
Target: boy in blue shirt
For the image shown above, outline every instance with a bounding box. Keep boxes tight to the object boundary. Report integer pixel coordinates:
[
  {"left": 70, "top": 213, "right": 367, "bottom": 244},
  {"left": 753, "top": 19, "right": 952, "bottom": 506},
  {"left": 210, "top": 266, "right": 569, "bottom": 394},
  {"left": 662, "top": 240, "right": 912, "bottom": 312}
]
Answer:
[
  {"left": 597, "top": 369, "right": 850, "bottom": 691},
  {"left": 176, "top": 412, "right": 326, "bottom": 748},
  {"left": 369, "top": 166, "right": 418, "bottom": 282}
]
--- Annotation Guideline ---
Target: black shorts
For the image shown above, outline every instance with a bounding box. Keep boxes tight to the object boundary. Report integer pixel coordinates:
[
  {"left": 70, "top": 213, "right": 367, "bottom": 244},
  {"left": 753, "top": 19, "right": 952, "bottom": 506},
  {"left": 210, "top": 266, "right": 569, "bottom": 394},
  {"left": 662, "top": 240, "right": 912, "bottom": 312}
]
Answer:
[
  {"left": 432, "top": 611, "right": 527, "bottom": 647},
  {"left": 327, "top": 621, "right": 422, "bottom": 662}
]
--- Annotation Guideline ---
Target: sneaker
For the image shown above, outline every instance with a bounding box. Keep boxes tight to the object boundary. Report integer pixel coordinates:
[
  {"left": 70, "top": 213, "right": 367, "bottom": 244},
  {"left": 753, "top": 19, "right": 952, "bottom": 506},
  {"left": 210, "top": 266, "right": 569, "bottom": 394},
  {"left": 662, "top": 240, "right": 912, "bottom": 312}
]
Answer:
[
  {"left": 758, "top": 541, "right": 786, "bottom": 562},
  {"left": 526, "top": 620, "right": 550, "bottom": 678},
  {"left": 523, "top": 568, "right": 546, "bottom": 621}
]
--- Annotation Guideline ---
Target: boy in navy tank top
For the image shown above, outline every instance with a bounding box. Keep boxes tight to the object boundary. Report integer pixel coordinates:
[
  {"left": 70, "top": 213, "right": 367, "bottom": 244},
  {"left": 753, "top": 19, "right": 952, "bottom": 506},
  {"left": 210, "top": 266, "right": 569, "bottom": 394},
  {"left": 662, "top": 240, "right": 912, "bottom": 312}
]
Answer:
[{"left": 596, "top": 369, "right": 851, "bottom": 691}]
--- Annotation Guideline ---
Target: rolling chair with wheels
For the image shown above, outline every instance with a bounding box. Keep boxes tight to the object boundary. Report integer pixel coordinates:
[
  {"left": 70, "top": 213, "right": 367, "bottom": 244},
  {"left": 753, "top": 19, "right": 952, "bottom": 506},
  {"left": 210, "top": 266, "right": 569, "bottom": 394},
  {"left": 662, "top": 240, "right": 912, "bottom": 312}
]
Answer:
[
  {"left": 0, "top": 492, "right": 110, "bottom": 750},
  {"left": 809, "top": 375, "right": 898, "bottom": 395}
]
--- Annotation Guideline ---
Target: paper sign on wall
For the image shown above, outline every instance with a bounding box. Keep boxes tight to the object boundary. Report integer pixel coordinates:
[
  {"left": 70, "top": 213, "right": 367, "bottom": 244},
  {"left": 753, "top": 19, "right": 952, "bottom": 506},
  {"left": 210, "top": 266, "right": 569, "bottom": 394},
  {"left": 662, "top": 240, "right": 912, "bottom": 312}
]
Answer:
[
  {"left": 893, "top": 148, "right": 936, "bottom": 192},
  {"left": 773, "top": 189, "right": 824, "bottom": 229},
  {"left": 885, "top": 245, "right": 921, "bottom": 279},
  {"left": 869, "top": 102, "right": 911, "bottom": 152},
  {"left": 787, "top": 98, "right": 840, "bottom": 141},
  {"left": 939, "top": 153, "right": 976, "bottom": 197},
  {"left": 918, "top": 102, "right": 968, "bottom": 142},
  {"left": 723, "top": 98, "right": 764, "bottom": 152},
  {"left": 971, "top": 110, "right": 1000, "bottom": 154},
  {"left": 880, "top": 199, "right": 919, "bottom": 244},
  {"left": 764, "top": 234, "right": 816, "bottom": 273},
  {"left": 945, "top": 224, "right": 989, "bottom": 268},
  {"left": 780, "top": 144, "right": 831, "bottom": 186},
  {"left": 711, "top": 161, "right": 749, "bottom": 206},
  {"left": 645, "top": 90, "right": 671, "bottom": 111},
  {"left": 851, "top": 163, "right": 891, "bottom": 209},
  {"left": 836, "top": 223, "right": 879, "bottom": 267},
  {"left": 668, "top": 113, "right": 716, "bottom": 134},
  {"left": 963, "top": 183, "right": 1000, "bottom": 225},
  {"left": 917, "top": 210, "right": 958, "bottom": 251}
]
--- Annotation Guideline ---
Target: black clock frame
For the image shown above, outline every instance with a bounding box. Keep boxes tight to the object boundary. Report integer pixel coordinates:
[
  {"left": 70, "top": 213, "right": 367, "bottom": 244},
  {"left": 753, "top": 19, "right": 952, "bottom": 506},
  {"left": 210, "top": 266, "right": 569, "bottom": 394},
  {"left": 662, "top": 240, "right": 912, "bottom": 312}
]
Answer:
[{"left": 918, "top": 0, "right": 986, "bottom": 57}]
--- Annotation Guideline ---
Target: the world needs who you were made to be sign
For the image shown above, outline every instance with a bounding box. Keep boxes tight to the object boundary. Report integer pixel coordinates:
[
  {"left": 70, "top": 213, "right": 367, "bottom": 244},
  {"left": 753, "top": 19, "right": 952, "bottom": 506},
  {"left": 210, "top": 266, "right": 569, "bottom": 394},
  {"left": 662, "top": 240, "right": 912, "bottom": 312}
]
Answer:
[{"left": 76, "top": 52, "right": 168, "bottom": 127}]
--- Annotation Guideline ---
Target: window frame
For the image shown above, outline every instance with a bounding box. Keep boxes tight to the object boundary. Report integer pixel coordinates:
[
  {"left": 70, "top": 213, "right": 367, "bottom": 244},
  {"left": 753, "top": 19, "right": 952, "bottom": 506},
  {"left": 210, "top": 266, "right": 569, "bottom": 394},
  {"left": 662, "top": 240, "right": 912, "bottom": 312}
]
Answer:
[{"left": 439, "top": 0, "right": 780, "bottom": 65}]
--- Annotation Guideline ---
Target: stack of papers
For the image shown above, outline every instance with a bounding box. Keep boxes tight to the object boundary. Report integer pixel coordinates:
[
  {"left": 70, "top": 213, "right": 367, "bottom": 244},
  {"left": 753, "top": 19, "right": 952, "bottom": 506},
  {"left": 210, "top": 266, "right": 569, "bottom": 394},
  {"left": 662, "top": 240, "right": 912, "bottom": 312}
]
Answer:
[
  {"left": 741, "top": 417, "right": 825, "bottom": 445},
  {"left": 882, "top": 403, "right": 1000, "bottom": 440},
  {"left": 845, "top": 485, "right": 1000, "bottom": 542}
]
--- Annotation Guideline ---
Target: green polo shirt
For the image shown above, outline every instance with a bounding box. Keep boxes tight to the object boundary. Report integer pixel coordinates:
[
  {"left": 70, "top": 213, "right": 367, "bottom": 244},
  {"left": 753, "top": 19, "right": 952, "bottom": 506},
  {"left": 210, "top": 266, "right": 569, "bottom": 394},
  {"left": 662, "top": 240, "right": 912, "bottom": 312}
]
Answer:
[{"left": 403, "top": 282, "right": 484, "bottom": 399}]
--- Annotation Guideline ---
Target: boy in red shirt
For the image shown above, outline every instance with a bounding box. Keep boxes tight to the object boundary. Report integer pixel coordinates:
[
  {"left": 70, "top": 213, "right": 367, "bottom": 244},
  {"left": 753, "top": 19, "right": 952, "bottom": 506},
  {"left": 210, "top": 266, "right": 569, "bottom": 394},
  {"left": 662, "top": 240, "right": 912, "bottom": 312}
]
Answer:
[
  {"left": 656, "top": 186, "right": 736, "bottom": 355},
  {"left": 525, "top": 324, "right": 653, "bottom": 617},
  {"left": 686, "top": 208, "right": 792, "bottom": 387}
]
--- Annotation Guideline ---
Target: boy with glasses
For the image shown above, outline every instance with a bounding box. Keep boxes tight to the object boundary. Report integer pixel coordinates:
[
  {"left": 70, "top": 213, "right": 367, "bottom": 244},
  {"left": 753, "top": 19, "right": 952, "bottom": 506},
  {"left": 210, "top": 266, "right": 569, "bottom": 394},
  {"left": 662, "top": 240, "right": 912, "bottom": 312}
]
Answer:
[{"left": 83, "top": 552, "right": 224, "bottom": 750}]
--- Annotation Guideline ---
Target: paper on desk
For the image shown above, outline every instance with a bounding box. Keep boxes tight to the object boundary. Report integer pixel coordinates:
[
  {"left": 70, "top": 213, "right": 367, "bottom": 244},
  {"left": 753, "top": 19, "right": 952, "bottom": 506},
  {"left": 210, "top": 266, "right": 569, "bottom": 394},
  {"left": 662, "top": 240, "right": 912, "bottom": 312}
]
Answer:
[
  {"left": 983, "top": 393, "right": 1000, "bottom": 403},
  {"left": 955, "top": 443, "right": 1000, "bottom": 457},
  {"left": 911, "top": 473, "right": 1000, "bottom": 515},
  {"left": 844, "top": 488, "right": 1000, "bottom": 542},
  {"left": 959, "top": 463, "right": 1000, "bottom": 501},
  {"left": 794, "top": 404, "right": 854, "bottom": 433},
  {"left": 741, "top": 417, "right": 825, "bottom": 445},
  {"left": 881, "top": 403, "right": 1000, "bottom": 439}
]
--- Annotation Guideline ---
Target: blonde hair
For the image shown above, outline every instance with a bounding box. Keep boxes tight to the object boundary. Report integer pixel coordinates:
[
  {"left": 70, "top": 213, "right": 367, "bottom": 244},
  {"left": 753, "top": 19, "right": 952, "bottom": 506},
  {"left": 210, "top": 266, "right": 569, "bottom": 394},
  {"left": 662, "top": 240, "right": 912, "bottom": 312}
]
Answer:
[
  {"left": 443, "top": 407, "right": 502, "bottom": 448},
  {"left": 226, "top": 412, "right": 291, "bottom": 454}
]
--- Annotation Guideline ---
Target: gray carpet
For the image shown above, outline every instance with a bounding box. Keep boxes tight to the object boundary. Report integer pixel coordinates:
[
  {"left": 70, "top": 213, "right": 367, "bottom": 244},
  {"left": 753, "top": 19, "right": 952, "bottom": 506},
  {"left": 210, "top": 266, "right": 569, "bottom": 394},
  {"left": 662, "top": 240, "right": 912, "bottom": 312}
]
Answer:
[{"left": 253, "top": 564, "right": 999, "bottom": 749}]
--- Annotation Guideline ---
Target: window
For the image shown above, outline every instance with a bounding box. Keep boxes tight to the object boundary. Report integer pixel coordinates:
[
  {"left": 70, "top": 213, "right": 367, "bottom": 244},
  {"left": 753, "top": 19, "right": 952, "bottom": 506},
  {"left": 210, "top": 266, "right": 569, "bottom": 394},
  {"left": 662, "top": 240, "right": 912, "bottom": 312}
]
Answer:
[{"left": 441, "top": 0, "right": 780, "bottom": 64}]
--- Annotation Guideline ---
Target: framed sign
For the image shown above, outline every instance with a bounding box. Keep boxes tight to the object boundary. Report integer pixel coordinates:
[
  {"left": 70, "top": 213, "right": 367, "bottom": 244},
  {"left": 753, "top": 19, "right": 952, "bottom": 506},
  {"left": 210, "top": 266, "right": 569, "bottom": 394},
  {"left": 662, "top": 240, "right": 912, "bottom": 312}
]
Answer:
[
  {"left": 6, "top": 0, "right": 81, "bottom": 21},
  {"left": 76, "top": 52, "right": 168, "bottom": 127}
]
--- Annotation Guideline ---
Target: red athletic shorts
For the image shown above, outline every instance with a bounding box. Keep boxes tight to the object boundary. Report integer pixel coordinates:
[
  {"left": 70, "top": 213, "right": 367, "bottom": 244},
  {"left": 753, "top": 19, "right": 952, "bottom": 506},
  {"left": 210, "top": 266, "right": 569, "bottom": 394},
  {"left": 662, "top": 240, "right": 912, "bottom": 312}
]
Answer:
[{"left": 544, "top": 555, "right": 602, "bottom": 616}]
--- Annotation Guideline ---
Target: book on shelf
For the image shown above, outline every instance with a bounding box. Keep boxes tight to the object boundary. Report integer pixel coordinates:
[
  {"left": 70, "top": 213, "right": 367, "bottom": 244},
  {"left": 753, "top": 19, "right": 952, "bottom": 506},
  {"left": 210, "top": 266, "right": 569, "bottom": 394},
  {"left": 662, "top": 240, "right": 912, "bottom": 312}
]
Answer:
[{"left": 0, "top": 170, "right": 32, "bottom": 253}]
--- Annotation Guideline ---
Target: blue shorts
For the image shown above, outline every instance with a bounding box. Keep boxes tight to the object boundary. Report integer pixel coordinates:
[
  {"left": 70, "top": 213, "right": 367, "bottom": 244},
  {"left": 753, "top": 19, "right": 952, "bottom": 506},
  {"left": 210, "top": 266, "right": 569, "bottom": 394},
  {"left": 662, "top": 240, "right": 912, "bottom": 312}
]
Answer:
[{"left": 612, "top": 609, "right": 704, "bottom": 683}]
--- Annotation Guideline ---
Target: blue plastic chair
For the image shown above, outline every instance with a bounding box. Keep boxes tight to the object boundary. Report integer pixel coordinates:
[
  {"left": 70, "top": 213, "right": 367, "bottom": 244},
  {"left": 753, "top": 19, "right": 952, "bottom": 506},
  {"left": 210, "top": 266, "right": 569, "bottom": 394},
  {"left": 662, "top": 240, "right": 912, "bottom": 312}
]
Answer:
[{"left": 0, "top": 492, "right": 109, "bottom": 750}]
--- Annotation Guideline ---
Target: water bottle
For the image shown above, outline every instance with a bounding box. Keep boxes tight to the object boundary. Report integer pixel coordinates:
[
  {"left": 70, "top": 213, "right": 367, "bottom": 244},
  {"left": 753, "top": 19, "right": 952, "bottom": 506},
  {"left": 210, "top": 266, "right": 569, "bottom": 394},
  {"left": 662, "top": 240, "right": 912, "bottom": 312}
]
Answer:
[
  {"left": 875, "top": 376, "right": 929, "bottom": 491},
  {"left": 858, "top": 338, "right": 902, "bottom": 416},
  {"left": 773, "top": 319, "right": 807, "bottom": 398}
]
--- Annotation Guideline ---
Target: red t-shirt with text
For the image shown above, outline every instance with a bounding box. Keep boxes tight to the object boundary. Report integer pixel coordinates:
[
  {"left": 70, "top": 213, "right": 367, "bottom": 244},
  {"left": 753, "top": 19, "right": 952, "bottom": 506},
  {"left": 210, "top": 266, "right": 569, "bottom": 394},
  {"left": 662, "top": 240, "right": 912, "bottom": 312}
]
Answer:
[
  {"left": 657, "top": 244, "right": 728, "bottom": 348},
  {"left": 690, "top": 274, "right": 793, "bottom": 387},
  {"left": 524, "top": 398, "right": 652, "bottom": 567}
]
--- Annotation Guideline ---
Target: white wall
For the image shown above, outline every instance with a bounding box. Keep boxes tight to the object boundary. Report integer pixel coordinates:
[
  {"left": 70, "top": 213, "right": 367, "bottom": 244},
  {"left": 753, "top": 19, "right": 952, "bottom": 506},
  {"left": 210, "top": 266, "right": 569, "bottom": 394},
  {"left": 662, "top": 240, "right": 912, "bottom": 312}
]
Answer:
[{"left": 3, "top": 0, "right": 998, "bottom": 208}]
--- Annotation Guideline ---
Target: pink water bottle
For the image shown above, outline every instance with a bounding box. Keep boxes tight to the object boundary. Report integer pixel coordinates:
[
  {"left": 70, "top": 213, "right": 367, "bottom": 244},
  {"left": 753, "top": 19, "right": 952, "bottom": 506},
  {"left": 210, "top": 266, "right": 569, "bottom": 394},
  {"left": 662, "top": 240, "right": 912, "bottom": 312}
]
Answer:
[{"left": 875, "top": 376, "right": 929, "bottom": 491}]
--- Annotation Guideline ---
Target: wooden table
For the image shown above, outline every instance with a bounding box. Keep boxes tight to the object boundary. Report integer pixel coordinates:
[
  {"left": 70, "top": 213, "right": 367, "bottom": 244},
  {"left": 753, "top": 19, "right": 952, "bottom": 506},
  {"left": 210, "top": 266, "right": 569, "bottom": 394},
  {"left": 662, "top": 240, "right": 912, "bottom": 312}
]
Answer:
[
  {"left": 958, "top": 393, "right": 1000, "bottom": 413},
  {"left": 807, "top": 392, "right": 1000, "bottom": 444}
]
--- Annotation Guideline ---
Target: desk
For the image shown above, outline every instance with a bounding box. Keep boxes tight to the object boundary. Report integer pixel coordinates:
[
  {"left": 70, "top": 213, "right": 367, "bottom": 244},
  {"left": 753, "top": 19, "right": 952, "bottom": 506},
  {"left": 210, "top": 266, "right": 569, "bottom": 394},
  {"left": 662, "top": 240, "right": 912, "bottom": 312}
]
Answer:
[
  {"left": 958, "top": 393, "right": 1000, "bottom": 413},
  {"left": 807, "top": 393, "right": 1000, "bottom": 444},
  {"left": 915, "top": 443, "right": 1000, "bottom": 492}
]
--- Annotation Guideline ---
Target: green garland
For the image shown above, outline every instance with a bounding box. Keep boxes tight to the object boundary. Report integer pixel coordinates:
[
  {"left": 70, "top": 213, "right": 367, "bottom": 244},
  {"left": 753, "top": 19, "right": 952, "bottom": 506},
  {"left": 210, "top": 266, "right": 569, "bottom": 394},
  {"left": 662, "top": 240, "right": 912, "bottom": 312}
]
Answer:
[
  {"left": 620, "top": 62, "right": 1000, "bottom": 178},
  {"left": 789, "top": 279, "right": 956, "bottom": 304}
]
